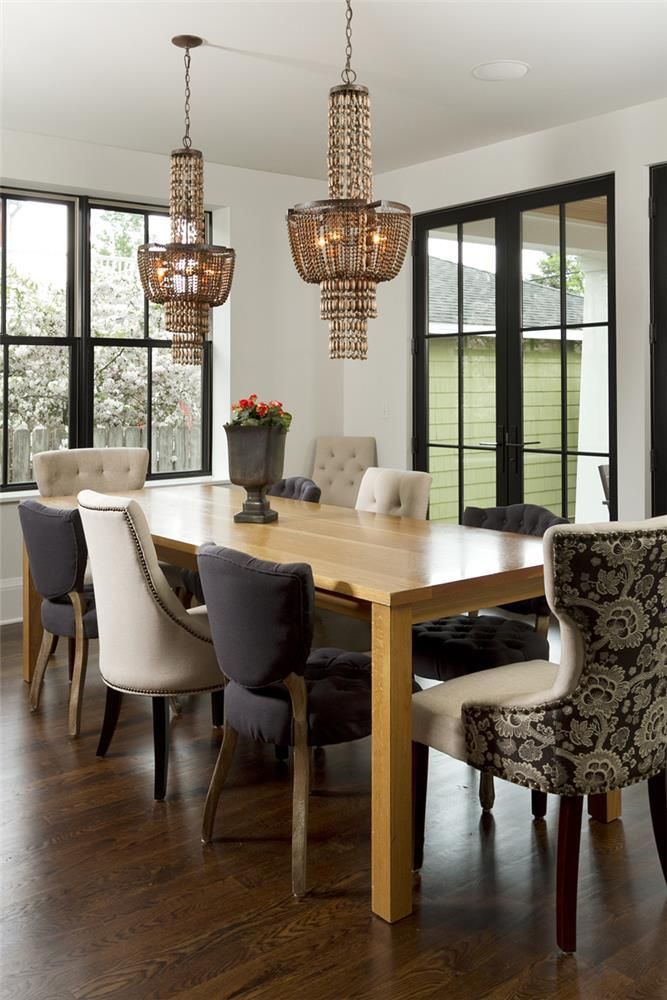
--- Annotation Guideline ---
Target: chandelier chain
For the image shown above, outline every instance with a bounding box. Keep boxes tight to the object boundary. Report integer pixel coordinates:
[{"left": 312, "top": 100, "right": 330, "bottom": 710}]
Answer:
[
  {"left": 182, "top": 48, "right": 192, "bottom": 148},
  {"left": 341, "top": 0, "right": 357, "bottom": 84}
]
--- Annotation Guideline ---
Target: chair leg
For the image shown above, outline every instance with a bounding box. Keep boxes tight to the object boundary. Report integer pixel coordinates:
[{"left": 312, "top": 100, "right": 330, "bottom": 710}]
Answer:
[
  {"left": 152, "top": 697, "right": 170, "bottom": 801},
  {"left": 67, "top": 637, "right": 76, "bottom": 681},
  {"left": 29, "top": 630, "right": 55, "bottom": 713},
  {"left": 96, "top": 687, "right": 124, "bottom": 757},
  {"left": 284, "top": 673, "right": 309, "bottom": 897},
  {"left": 201, "top": 723, "right": 239, "bottom": 843},
  {"left": 556, "top": 795, "right": 583, "bottom": 953},
  {"left": 648, "top": 770, "right": 666, "bottom": 883},
  {"left": 67, "top": 639, "right": 88, "bottom": 738},
  {"left": 169, "top": 696, "right": 182, "bottom": 717},
  {"left": 535, "top": 613, "right": 550, "bottom": 640},
  {"left": 210, "top": 689, "right": 225, "bottom": 728},
  {"left": 479, "top": 771, "right": 495, "bottom": 812},
  {"left": 412, "top": 742, "right": 429, "bottom": 871},
  {"left": 532, "top": 790, "right": 548, "bottom": 819}
]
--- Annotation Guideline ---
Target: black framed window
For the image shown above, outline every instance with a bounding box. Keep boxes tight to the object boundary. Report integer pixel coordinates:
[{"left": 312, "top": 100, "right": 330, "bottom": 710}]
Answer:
[
  {"left": 651, "top": 163, "right": 667, "bottom": 515},
  {"left": 0, "top": 189, "right": 212, "bottom": 489}
]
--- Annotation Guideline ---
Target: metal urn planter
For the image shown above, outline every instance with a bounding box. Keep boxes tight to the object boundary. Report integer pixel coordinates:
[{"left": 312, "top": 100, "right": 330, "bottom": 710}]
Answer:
[{"left": 225, "top": 423, "right": 287, "bottom": 523}]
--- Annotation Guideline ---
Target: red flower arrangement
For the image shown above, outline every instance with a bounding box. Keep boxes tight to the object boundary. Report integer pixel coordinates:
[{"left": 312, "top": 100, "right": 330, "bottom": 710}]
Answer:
[{"left": 227, "top": 393, "right": 292, "bottom": 430}]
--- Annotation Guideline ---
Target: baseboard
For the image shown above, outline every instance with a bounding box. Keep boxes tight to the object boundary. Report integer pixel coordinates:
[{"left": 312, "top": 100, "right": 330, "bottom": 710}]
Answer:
[{"left": 0, "top": 577, "right": 22, "bottom": 625}]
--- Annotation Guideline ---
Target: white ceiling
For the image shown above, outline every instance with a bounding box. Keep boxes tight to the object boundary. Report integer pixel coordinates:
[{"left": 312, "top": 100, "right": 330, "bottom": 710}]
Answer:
[{"left": 3, "top": 1, "right": 667, "bottom": 179}]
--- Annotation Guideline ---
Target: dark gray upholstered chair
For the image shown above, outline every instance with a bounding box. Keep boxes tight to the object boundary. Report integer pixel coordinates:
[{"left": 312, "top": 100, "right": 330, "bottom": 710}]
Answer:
[
  {"left": 413, "top": 502, "right": 568, "bottom": 814},
  {"left": 19, "top": 499, "right": 97, "bottom": 737},
  {"left": 197, "top": 544, "right": 372, "bottom": 896},
  {"left": 267, "top": 476, "right": 322, "bottom": 504}
]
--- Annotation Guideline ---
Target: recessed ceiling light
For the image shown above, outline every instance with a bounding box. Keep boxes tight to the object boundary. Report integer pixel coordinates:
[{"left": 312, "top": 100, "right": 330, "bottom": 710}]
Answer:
[{"left": 472, "top": 61, "right": 530, "bottom": 82}]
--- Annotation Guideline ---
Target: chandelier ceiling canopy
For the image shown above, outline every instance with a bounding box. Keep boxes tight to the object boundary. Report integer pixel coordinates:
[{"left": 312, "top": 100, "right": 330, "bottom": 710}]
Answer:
[
  {"left": 287, "top": 1, "right": 411, "bottom": 360},
  {"left": 137, "top": 35, "right": 235, "bottom": 365}
]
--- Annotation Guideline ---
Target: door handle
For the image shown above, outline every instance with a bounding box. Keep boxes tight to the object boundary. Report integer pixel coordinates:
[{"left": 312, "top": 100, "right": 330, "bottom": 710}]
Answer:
[
  {"left": 506, "top": 440, "right": 541, "bottom": 447},
  {"left": 478, "top": 441, "right": 498, "bottom": 447}
]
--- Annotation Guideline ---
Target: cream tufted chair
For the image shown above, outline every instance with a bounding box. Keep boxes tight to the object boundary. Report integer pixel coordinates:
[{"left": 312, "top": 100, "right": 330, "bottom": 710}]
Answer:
[
  {"left": 314, "top": 467, "right": 433, "bottom": 652},
  {"left": 311, "top": 437, "right": 377, "bottom": 508},
  {"left": 33, "top": 448, "right": 149, "bottom": 497},
  {"left": 412, "top": 517, "right": 667, "bottom": 952},
  {"left": 77, "top": 490, "right": 225, "bottom": 800}
]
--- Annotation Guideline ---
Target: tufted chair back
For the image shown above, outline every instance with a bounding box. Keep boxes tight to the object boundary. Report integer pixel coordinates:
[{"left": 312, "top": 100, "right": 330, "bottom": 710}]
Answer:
[
  {"left": 356, "top": 467, "right": 432, "bottom": 520},
  {"left": 19, "top": 500, "right": 88, "bottom": 600},
  {"left": 267, "top": 476, "right": 321, "bottom": 503},
  {"left": 197, "top": 544, "right": 315, "bottom": 688},
  {"left": 78, "top": 490, "right": 219, "bottom": 694},
  {"left": 312, "top": 436, "right": 377, "bottom": 508},
  {"left": 463, "top": 517, "right": 667, "bottom": 796},
  {"left": 34, "top": 448, "right": 149, "bottom": 497}
]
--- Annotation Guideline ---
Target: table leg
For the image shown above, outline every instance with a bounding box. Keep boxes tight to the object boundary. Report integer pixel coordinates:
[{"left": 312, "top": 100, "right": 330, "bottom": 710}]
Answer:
[
  {"left": 588, "top": 790, "right": 622, "bottom": 823},
  {"left": 22, "top": 543, "right": 43, "bottom": 684},
  {"left": 371, "top": 602, "right": 413, "bottom": 923}
]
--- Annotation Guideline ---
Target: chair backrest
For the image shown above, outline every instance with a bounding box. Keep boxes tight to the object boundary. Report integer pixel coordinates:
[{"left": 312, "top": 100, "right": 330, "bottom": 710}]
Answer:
[
  {"left": 312, "top": 436, "right": 377, "bottom": 507},
  {"left": 77, "top": 489, "right": 212, "bottom": 691},
  {"left": 267, "top": 476, "right": 321, "bottom": 503},
  {"left": 197, "top": 544, "right": 314, "bottom": 688},
  {"left": 18, "top": 500, "right": 87, "bottom": 600},
  {"left": 34, "top": 448, "right": 149, "bottom": 497},
  {"left": 462, "top": 503, "right": 568, "bottom": 536},
  {"left": 355, "top": 467, "right": 432, "bottom": 520}
]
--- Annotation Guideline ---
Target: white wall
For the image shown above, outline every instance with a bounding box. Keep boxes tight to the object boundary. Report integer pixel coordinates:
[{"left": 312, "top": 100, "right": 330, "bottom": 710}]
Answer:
[
  {"left": 344, "top": 97, "right": 667, "bottom": 521},
  {"left": 0, "top": 129, "right": 342, "bottom": 621}
]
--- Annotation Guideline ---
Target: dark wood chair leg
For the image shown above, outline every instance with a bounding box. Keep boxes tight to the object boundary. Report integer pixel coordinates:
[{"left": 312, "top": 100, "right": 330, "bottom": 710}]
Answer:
[
  {"left": 96, "top": 687, "right": 123, "bottom": 757},
  {"left": 153, "top": 697, "right": 169, "bottom": 801},
  {"left": 210, "top": 689, "right": 225, "bottom": 728},
  {"left": 556, "top": 795, "right": 583, "bottom": 953},
  {"left": 648, "top": 770, "right": 666, "bottom": 883},
  {"left": 412, "top": 742, "right": 429, "bottom": 871},
  {"left": 67, "top": 637, "right": 76, "bottom": 681},
  {"left": 532, "top": 790, "right": 548, "bottom": 819}
]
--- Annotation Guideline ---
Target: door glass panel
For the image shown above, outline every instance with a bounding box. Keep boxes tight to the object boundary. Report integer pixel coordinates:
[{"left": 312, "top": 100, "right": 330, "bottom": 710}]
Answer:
[
  {"left": 428, "top": 225, "right": 458, "bottom": 334},
  {"left": 7, "top": 344, "right": 70, "bottom": 483},
  {"left": 522, "top": 206, "right": 561, "bottom": 328},
  {"left": 93, "top": 345, "right": 147, "bottom": 447},
  {"left": 429, "top": 447, "right": 458, "bottom": 522},
  {"left": 522, "top": 330, "right": 561, "bottom": 450},
  {"left": 566, "top": 327, "right": 608, "bottom": 453},
  {"left": 569, "top": 453, "right": 610, "bottom": 523},
  {"left": 462, "top": 219, "right": 495, "bottom": 332},
  {"left": 151, "top": 348, "right": 203, "bottom": 473},
  {"left": 463, "top": 448, "right": 496, "bottom": 511},
  {"left": 463, "top": 334, "right": 495, "bottom": 446},
  {"left": 90, "top": 208, "right": 145, "bottom": 339},
  {"left": 6, "top": 199, "right": 69, "bottom": 337},
  {"left": 428, "top": 337, "right": 458, "bottom": 445},
  {"left": 565, "top": 197, "right": 607, "bottom": 325},
  {"left": 523, "top": 452, "right": 562, "bottom": 516}
]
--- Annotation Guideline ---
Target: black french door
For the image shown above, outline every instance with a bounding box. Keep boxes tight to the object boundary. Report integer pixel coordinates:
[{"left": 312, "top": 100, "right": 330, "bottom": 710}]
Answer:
[{"left": 413, "top": 174, "right": 616, "bottom": 522}]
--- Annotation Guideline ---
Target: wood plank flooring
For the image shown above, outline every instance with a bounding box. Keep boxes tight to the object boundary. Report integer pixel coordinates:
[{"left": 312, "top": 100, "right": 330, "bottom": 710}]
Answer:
[{"left": 1, "top": 623, "right": 665, "bottom": 999}]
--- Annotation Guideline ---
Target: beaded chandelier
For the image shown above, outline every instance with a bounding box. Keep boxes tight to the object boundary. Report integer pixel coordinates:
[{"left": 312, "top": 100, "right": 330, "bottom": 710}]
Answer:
[
  {"left": 137, "top": 36, "right": 235, "bottom": 365},
  {"left": 287, "top": 1, "right": 411, "bottom": 360}
]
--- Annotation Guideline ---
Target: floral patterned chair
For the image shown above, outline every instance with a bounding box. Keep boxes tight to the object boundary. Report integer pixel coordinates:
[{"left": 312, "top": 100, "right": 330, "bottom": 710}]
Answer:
[{"left": 412, "top": 517, "right": 667, "bottom": 952}]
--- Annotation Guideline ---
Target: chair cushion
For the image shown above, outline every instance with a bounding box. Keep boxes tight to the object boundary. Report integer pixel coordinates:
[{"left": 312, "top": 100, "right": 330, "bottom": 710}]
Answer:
[
  {"left": 41, "top": 594, "right": 98, "bottom": 639},
  {"left": 412, "top": 614, "right": 549, "bottom": 681},
  {"left": 412, "top": 659, "right": 559, "bottom": 762},
  {"left": 225, "top": 648, "right": 373, "bottom": 746}
]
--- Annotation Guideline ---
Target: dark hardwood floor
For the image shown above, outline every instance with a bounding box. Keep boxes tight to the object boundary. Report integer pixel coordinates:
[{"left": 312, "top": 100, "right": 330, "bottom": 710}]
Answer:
[{"left": 1, "top": 622, "right": 665, "bottom": 999}]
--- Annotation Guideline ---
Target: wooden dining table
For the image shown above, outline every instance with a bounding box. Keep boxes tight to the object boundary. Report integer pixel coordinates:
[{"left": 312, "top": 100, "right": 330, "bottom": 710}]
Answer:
[{"left": 21, "top": 482, "right": 620, "bottom": 922}]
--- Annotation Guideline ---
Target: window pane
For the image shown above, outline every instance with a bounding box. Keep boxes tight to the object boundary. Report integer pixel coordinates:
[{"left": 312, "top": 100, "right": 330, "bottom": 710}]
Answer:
[
  {"left": 428, "top": 225, "right": 458, "bottom": 334},
  {"left": 93, "top": 346, "right": 147, "bottom": 447},
  {"left": 463, "top": 334, "right": 495, "bottom": 446},
  {"left": 148, "top": 214, "right": 170, "bottom": 339},
  {"left": 463, "top": 448, "right": 496, "bottom": 511},
  {"left": 7, "top": 344, "right": 70, "bottom": 483},
  {"left": 428, "top": 336, "right": 458, "bottom": 445},
  {"left": 523, "top": 331, "right": 562, "bottom": 450},
  {"left": 569, "top": 454, "right": 610, "bottom": 523},
  {"left": 151, "top": 348, "right": 203, "bottom": 473},
  {"left": 90, "top": 209, "right": 145, "bottom": 339},
  {"left": 522, "top": 207, "right": 561, "bottom": 328},
  {"left": 6, "top": 199, "right": 68, "bottom": 337},
  {"left": 462, "top": 218, "right": 495, "bottom": 332},
  {"left": 566, "top": 326, "right": 608, "bottom": 453},
  {"left": 523, "top": 452, "right": 562, "bottom": 516},
  {"left": 429, "top": 447, "right": 458, "bottom": 522},
  {"left": 566, "top": 197, "right": 607, "bottom": 324}
]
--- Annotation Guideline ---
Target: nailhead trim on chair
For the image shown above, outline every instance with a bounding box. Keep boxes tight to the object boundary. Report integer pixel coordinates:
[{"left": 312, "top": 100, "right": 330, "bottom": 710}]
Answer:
[{"left": 100, "top": 677, "right": 224, "bottom": 696}]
